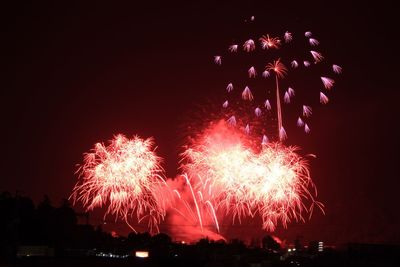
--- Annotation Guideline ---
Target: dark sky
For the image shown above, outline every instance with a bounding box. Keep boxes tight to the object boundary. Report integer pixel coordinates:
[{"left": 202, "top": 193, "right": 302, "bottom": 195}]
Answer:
[{"left": 5, "top": 1, "right": 399, "bottom": 244}]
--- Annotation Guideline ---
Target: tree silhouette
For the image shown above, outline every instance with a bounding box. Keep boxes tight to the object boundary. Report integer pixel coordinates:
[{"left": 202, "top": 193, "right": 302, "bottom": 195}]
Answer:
[{"left": 262, "top": 235, "right": 280, "bottom": 251}]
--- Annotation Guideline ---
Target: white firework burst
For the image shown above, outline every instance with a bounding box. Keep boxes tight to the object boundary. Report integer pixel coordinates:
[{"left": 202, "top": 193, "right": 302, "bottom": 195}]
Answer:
[
  {"left": 255, "top": 107, "right": 262, "bottom": 117},
  {"left": 305, "top": 31, "right": 312, "bottom": 37},
  {"left": 303, "top": 60, "right": 311, "bottom": 67},
  {"left": 222, "top": 100, "right": 229, "bottom": 108},
  {"left": 291, "top": 60, "right": 299, "bottom": 68}
]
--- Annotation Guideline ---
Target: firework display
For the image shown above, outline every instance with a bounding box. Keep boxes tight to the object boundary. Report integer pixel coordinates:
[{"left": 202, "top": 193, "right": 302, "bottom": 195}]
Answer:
[
  {"left": 181, "top": 121, "right": 323, "bottom": 231},
  {"left": 70, "top": 134, "right": 170, "bottom": 233},
  {"left": 71, "top": 16, "right": 340, "bottom": 237}
]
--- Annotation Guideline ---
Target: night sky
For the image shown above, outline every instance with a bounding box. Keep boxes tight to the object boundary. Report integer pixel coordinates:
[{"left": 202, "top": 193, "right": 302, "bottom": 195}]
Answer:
[{"left": 5, "top": 1, "right": 399, "bottom": 244}]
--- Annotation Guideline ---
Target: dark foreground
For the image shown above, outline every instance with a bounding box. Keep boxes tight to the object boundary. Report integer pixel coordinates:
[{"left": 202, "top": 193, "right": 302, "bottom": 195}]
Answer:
[{"left": 4, "top": 244, "right": 400, "bottom": 267}]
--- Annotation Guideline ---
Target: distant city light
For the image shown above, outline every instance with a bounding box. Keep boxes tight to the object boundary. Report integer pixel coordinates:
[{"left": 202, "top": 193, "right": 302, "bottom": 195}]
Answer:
[
  {"left": 135, "top": 251, "right": 149, "bottom": 258},
  {"left": 96, "top": 252, "right": 128, "bottom": 258},
  {"left": 318, "top": 241, "right": 324, "bottom": 252}
]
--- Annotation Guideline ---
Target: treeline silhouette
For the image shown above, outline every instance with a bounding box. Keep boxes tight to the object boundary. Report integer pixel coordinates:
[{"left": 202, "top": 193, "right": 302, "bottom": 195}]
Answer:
[
  {"left": 0, "top": 191, "right": 114, "bottom": 257},
  {"left": 2, "top": 191, "right": 399, "bottom": 267},
  {"left": 0, "top": 192, "right": 280, "bottom": 257}
]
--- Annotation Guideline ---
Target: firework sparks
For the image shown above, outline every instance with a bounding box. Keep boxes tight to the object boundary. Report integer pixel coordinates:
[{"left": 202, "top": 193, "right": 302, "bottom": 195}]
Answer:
[
  {"left": 264, "top": 99, "right": 272, "bottom": 110},
  {"left": 309, "top": 38, "right": 319, "bottom": 46},
  {"left": 214, "top": 28, "right": 341, "bottom": 141},
  {"left": 262, "top": 134, "right": 269, "bottom": 145},
  {"left": 262, "top": 70, "right": 270, "bottom": 78},
  {"left": 259, "top": 34, "right": 281, "bottom": 49},
  {"left": 297, "top": 117, "right": 305, "bottom": 127},
  {"left": 248, "top": 66, "right": 257, "bottom": 78},
  {"left": 304, "top": 124, "right": 311, "bottom": 133},
  {"left": 227, "top": 115, "right": 237, "bottom": 126},
  {"left": 320, "top": 92, "right": 329, "bottom": 104},
  {"left": 223, "top": 100, "right": 229, "bottom": 108},
  {"left": 332, "top": 64, "right": 342, "bottom": 74},
  {"left": 245, "top": 124, "right": 251, "bottom": 134},
  {"left": 279, "top": 127, "right": 287, "bottom": 140},
  {"left": 303, "top": 105, "right": 313, "bottom": 117},
  {"left": 214, "top": 56, "right": 222, "bottom": 65},
  {"left": 284, "top": 31, "right": 293, "bottom": 43},
  {"left": 284, "top": 91, "right": 291, "bottom": 104},
  {"left": 321, "top": 76, "right": 335, "bottom": 89},
  {"left": 255, "top": 107, "right": 262, "bottom": 117},
  {"left": 288, "top": 87, "right": 295, "bottom": 97},
  {"left": 242, "top": 86, "right": 254, "bottom": 101},
  {"left": 70, "top": 134, "right": 168, "bottom": 233},
  {"left": 226, "top": 83, "right": 233, "bottom": 92},
  {"left": 266, "top": 58, "right": 288, "bottom": 79},
  {"left": 310, "top": 50, "right": 324, "bottom": 62},
  {"left": 229, "top": 44, "right": 238, "bottom": 52},
  {"left": 243, "top": 39, "right": 255, "bottom": 52}
]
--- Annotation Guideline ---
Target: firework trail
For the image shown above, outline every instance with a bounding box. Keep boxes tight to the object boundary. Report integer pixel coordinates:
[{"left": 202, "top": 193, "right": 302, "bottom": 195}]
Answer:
[
  {"left": 70, "top": 134, "right": 171, "bottom": 234},
  {"left": 266, "top": 58, "right": 288, "bottom": 140},
  {"left": 166, "top": 175, "right": 226, "bottom": 242},
  {"left": 181, "top": 121, "right": 323, "bottom": 231}
]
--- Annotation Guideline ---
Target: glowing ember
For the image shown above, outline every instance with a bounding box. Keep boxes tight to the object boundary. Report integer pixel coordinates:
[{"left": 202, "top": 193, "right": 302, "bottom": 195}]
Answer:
[{"left": 70, "top": 134, "right": 169, "bottom": 233}]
